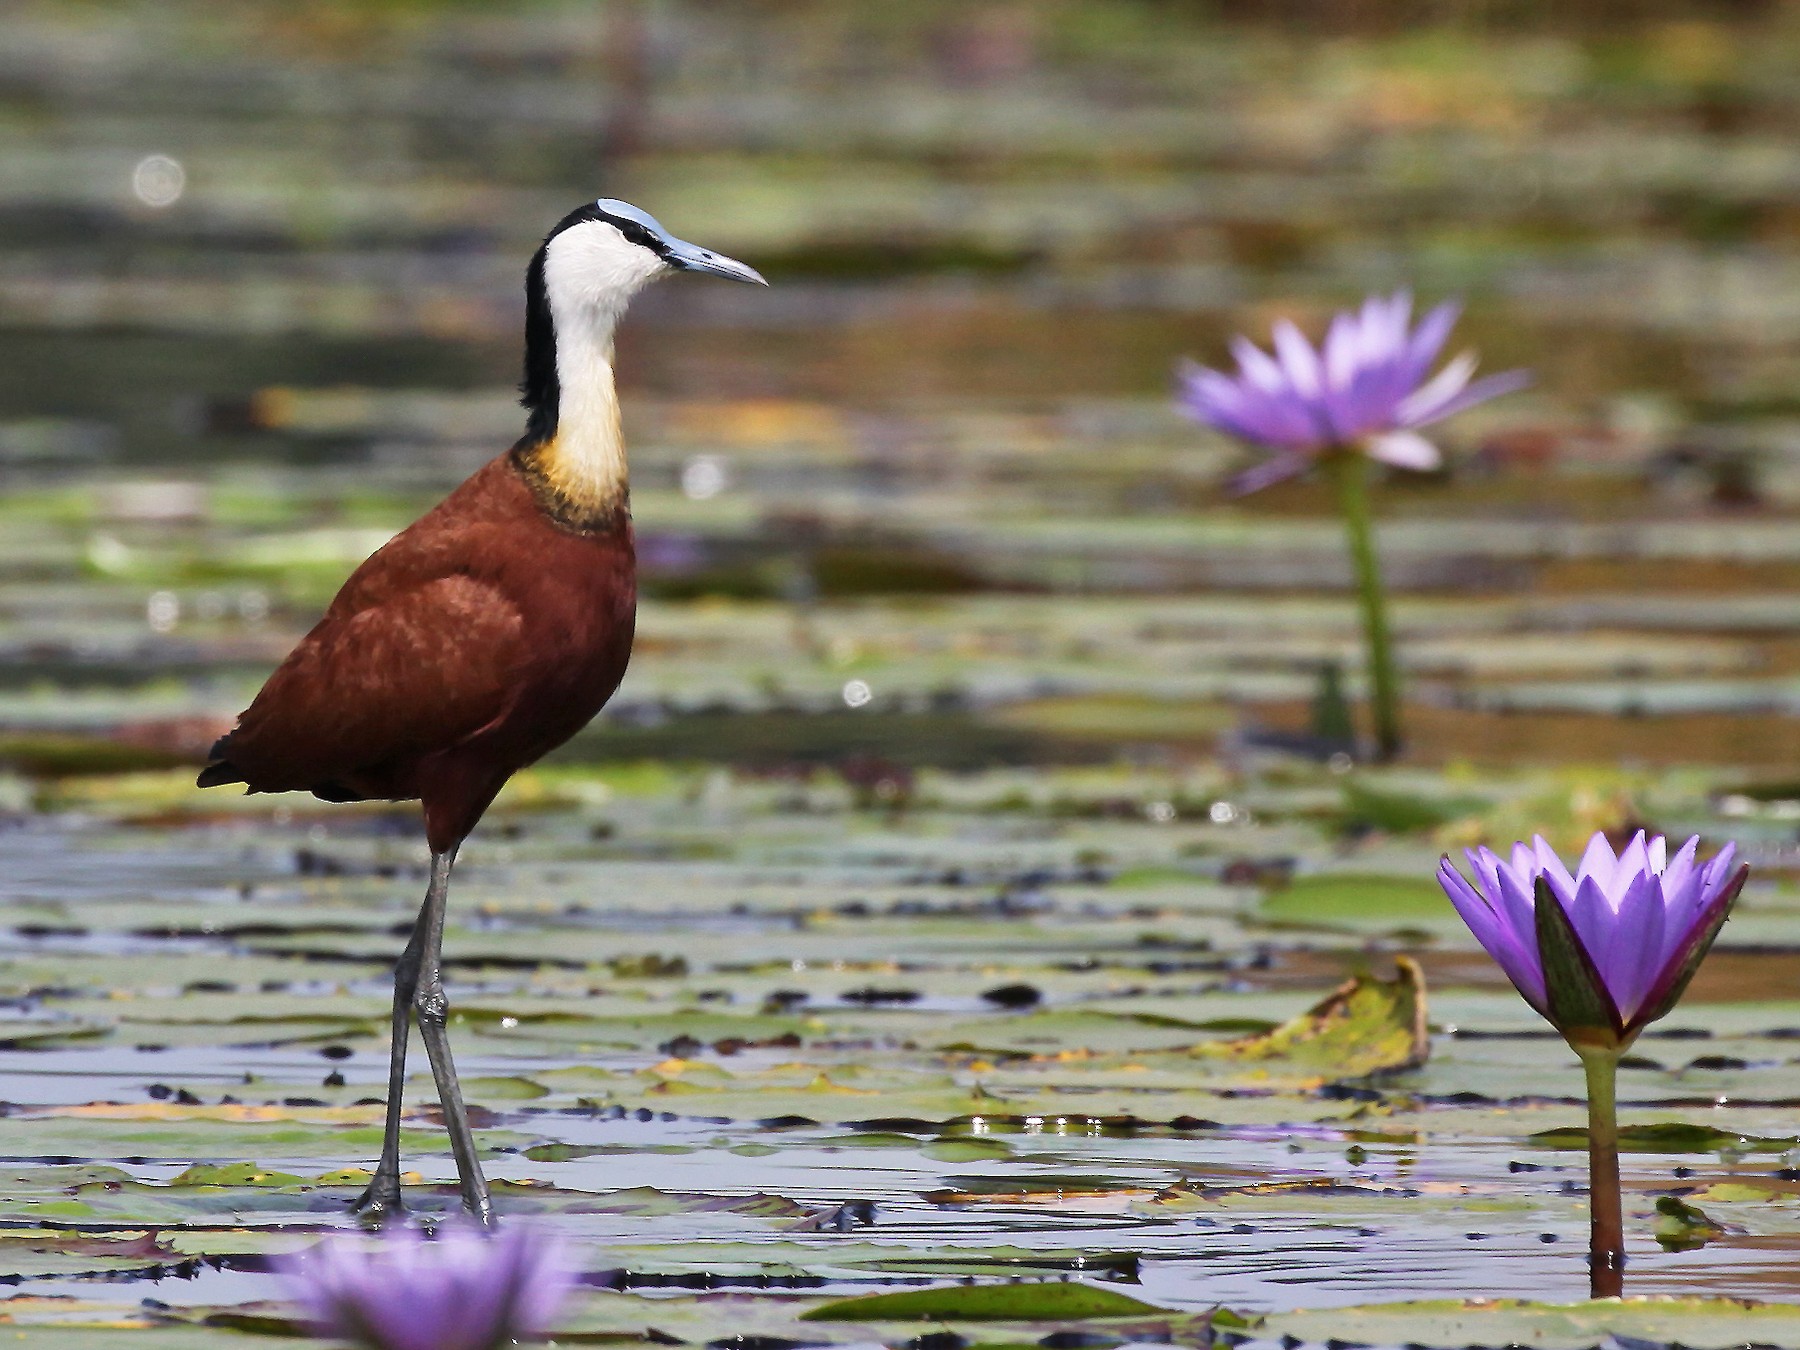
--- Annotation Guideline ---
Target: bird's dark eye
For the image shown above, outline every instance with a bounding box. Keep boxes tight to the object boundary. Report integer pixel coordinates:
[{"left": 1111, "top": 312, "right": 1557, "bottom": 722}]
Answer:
[{"left": 608, "top": 218, "right": 661, "bottom": 253}]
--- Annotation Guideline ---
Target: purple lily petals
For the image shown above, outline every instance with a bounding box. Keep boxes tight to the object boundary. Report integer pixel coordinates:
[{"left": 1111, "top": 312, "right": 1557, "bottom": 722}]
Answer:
[
  {"left": 1405, "top": 368, "right": 1531, "bottom": 425},
  {"left": 1323, "top": 311, "right": 1361, "bottom": 393},
  {"left": 446, "top": 1231, "right": 517, "bottom": 1350},
  {"left": 1273, "top": 320, "right": 1325, "bottom": 400},
  {"left": 1607, "top": 869, "right": 1665, "bottom": 1025},
  {"left": 1576, "top": 832, "right": 1618, "bottom": 894},
  {"left": 1366, "top": 431, "right": 1441, "bottom": 471},
  {"left": 1226, "top": 453, "right": 1310, "bottom": 496},
  {"left": 1399, "top": 300, "right": 1459, "bottom": 389},
  {"left": 1438, "top": 859, "right": 1547, "bottom": 1011},
  {"left": 1395, "top": 351, "right": 1475, "bottom": 426},
  {"left": 1232, "top": 334, "right": 1288, "bottom": 391},
  {"left": 1530, "top": 835, "right": 1576, "bottom": 896},
  {"left": 1659, "top": 835, "right": 1700, "bottom": 902},
  {"left": 1564, "top": 874, "right": 1619, "bottom": 998},
  {"left": 1634, "top": 864, "right": 1748, "bottom": 1031},
  {"left": 1375, "top": 293, "right": 1417, "bottom": 394},
  {"left": 1437, "top": 858, "right": 1494, "bottom": 931},
  {"left": 1488, "top": 857, "right": 1541, "bottom": 962},
  {"left": 1506, "top": 841, "right": 1536, "bottom": 886},
  {"left": 1692, "top": 846, "right": 1736, "bottom": 944},
  {"left": 1660, "top": 842, "right": 1729, "bottom": 963},
  {"left": 1179, "top": 361, "right": 1311, "bottom": 448},
  {"left": 1614, "top": 831, "right": 1652, "bottom": 894},
  {"left": 1177, "top": 363, "right": 1253, "bottom": 423},
  {"left": 286, "top": 1225, "right": 574, "bottom": 1350},
  {"left": 1654, "top": 880, "right": 1706, "bottom": 976},
  {"left": 1454, "top": 849, "right": 1545, "bottom": 1007},
  {"left": 1175, "top": 290, "right": 1528, "bottom": 492},
  {"left": 1439, "top": 830, "right": 1746, "bottom": 1046},
  {"left": 1465, "top": 848, "right": 1511, "bottom": 933}
]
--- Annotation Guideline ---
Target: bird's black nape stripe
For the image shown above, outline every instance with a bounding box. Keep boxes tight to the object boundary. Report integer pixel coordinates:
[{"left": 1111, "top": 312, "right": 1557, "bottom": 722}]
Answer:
[
  {"left": 519, "top": 240, "right": 560, "bottom": 442},
  {"left": 518, "top": 201, "right": 674, "bottom": 442}
]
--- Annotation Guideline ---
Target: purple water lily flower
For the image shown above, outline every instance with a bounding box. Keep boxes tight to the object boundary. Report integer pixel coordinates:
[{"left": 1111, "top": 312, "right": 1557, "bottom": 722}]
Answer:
[
  {"left": 1438, "top": 831, "right": 1746, "bottom": 1044},
  {"left": 286, "top": 1225, "right": 574, "bottom": 1350},
  {"left": 1178, "top": 292, "right": 1528, "bottom": 493}
]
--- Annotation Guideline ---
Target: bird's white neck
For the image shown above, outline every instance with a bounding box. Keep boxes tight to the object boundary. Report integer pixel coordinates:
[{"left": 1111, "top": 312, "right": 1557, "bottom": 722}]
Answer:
[
  {"left": 539, "top": 309, "right": 628, "bottom": 514},
  {"left": 521, "top": 221, "right": 669, "bottom": 525}
]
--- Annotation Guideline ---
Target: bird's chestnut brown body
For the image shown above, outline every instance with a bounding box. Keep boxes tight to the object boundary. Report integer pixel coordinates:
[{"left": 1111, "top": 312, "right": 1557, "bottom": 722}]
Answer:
[{"left": 203, "top": 449, "right": 634, "bottom": 854}]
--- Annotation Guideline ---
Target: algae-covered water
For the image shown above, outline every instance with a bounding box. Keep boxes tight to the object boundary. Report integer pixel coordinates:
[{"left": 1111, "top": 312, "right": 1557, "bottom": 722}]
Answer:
[{"left": 6, "top": 769, "right": 1800, "bottom": 1348}]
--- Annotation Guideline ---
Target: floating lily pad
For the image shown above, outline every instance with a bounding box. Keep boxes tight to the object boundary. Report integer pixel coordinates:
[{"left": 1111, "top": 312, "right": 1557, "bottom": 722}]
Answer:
[
  {"left": 801, "top": 1283, "right": 1170, "bottom": 1321},
  {"left": 1263, "top": 1296, "right": 1800, "bottom": 1349},
  {"left": 1528, "top": 1122, "right": 1798, "bottom": 1154},
  {"left": 1259, "top": 874, "right": 1453, "bottom": 925},
  {"left": 1194, "top": 956, "right": 1430, "bottom": 1079}
]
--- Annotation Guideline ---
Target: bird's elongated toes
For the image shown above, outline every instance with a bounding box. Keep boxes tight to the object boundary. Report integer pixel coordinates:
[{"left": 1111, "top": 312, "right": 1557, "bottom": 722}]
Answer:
[
  {"left": 352, "top": 1178, "right": 406, "bottom": 1229},
  {"left": 464, "top": 1195, "right": 498, "bottom": 1230}
]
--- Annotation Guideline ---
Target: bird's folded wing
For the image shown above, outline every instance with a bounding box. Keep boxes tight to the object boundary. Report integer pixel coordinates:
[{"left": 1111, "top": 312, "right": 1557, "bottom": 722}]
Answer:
[{"left": 222, "top": 573, "right": 526, "bottom": 792}]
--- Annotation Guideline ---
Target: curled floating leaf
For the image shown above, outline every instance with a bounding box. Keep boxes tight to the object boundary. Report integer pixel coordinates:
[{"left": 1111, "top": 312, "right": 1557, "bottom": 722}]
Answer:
[
  {"left": 1195, "top": 956, "right": 1429, "bottom": 1078},
  {"left": 1654, "top": 1195, "right": 1731, "bottom": 1251}
]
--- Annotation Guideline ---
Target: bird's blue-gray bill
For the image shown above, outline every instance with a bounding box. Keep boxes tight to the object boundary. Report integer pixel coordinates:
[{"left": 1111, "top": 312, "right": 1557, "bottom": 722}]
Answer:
[{"left": 665, "top": 238, "right": 767, "bottom": 285}]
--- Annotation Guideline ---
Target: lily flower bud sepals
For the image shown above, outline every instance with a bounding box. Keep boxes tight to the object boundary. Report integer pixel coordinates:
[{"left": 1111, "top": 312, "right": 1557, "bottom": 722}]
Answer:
[{"left": 1534, "top": 877, "right": 1628, "bottom": 1051}]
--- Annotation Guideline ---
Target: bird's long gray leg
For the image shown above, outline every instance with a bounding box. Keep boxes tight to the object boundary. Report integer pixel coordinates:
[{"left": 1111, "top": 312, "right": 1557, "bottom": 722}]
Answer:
[
  {"left": 353, "top": 852, "right": 445, "bottom": 1225},
  {"left": 410, "top": 846, "right": 494, "bottom": 1227}
]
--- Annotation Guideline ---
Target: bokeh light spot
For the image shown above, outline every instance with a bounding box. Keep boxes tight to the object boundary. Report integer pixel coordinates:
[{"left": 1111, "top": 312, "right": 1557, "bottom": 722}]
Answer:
[{"left": 132, "top": 154, "right": 185, "bottom": 208}]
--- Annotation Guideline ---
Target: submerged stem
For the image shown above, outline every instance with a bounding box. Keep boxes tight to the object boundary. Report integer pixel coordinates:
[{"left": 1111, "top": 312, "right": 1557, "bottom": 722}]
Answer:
[
  {"left": 1324, "top": 452, "right": 1401, "bottom": 761},
  {"left": 1579, "top": 1046, "right": 1625, "bottom": 1298}
]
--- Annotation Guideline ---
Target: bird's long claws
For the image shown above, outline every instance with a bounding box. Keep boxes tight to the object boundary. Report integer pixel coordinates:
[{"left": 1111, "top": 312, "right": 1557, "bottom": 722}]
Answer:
[{"left": 352, "top": 1176, "right": 406, "bottom": 1229}]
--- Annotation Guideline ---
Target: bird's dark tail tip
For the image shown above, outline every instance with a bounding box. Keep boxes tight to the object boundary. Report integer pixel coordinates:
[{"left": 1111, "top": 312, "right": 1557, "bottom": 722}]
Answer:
[
  {"left": 196, "top": 760, "right": 246, "bottom": 789},
  {"left": 196, "top": 733, "right": 245, "bottom": 790}
]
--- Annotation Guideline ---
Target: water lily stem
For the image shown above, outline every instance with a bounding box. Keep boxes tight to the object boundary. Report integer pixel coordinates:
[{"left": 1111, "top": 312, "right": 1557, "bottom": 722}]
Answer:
[
  {"left": 1325, "top": 452, "right": 1401, "bottom": 761},
  {"left": 1579, "top": 1046, "right": 1625, "bottom": 1298}
]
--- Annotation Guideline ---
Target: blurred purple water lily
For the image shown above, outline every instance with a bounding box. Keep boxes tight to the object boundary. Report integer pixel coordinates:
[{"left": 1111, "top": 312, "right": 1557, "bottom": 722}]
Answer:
[
  {"left": 1178, "top": 292, "right": 1528, "bottom": 493},
  {"left": 1438, "top": 830, "right": 1746, "bottom": 1045},
  {"left": 286, "top": 1225, "right": 574, "bottom": 1350}
]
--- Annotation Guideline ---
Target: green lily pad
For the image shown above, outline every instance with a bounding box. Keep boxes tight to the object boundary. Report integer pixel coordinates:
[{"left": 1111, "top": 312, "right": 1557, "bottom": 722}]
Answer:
[
  {"left": 1529, "top": 1122, "right": 1798, "bottom": 1153},
  {"left": 1340, "top": 782, "right": 1488, "bottom": 834},
  {"left": 1260, "top": 873, "right": 1453, "bottom": 924},
  {"left": 921, "top": 1137, "right": 1014, "bottom": 1161},
  {"left": 801, "top": 1282, "right": 1170, "bottom": 1321},
  {"left": 168, "top": 1162, "right": 306, "bottom": 1187}
]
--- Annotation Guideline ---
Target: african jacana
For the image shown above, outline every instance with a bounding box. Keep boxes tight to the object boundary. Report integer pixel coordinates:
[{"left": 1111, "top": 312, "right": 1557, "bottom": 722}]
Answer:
[{"left": 199, "top": 200, "right": 765, "bottom": 1227}]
